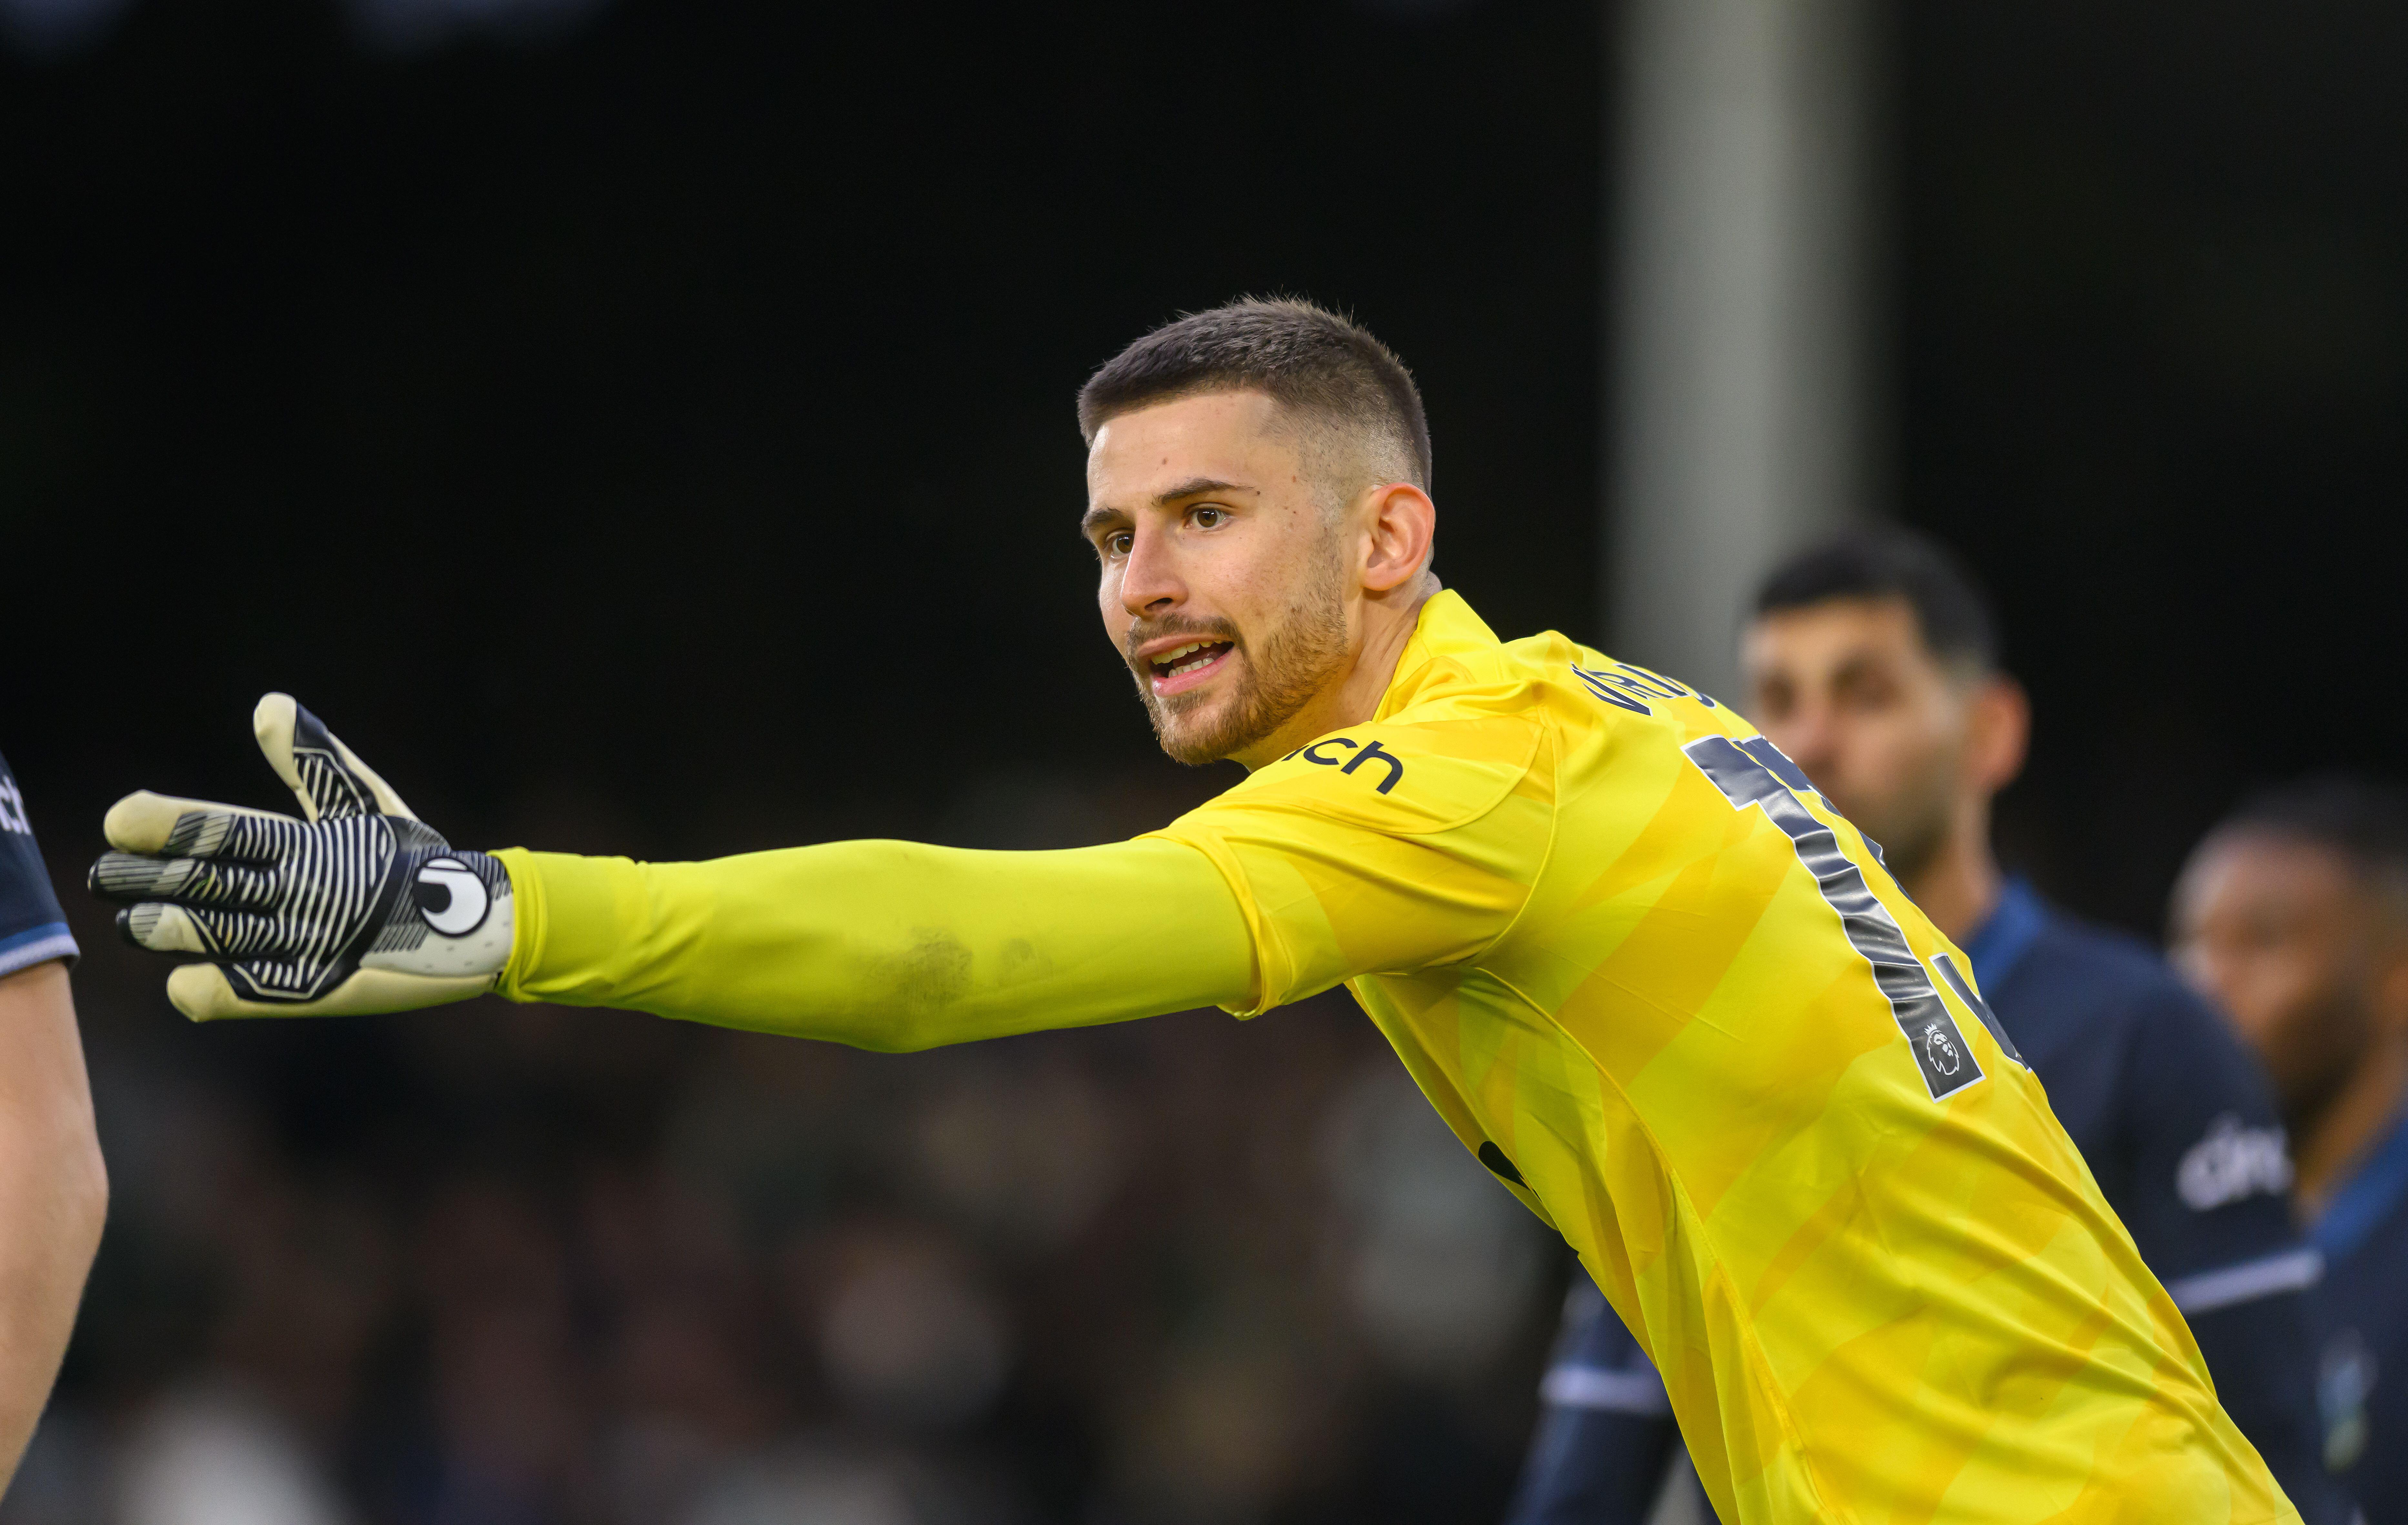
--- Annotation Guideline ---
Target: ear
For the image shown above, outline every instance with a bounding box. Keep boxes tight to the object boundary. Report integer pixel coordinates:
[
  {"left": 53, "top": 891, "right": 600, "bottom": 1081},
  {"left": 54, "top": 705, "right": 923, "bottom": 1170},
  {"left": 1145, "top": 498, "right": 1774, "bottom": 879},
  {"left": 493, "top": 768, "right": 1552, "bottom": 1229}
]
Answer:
[
  {"left": 2372, "top": 919, "right": 2408, "bottom": 1039},
  {"left": 1963, "top": 675, "right": 2029, "bottom": 795},
  {"left": 1358, "top": 483, "right": 1436, "bottom": 595}
]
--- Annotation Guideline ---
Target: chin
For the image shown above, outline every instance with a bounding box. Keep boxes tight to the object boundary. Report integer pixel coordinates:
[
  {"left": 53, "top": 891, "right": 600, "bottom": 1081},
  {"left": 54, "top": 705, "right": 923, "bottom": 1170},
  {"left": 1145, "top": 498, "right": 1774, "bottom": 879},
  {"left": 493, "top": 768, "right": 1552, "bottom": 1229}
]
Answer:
[
  {"left": 1152, "top": 719, "right": 1240, "bottom": 768},
  {"left": 1148, "top": 692, "right": 1260, "bottom": 767}
]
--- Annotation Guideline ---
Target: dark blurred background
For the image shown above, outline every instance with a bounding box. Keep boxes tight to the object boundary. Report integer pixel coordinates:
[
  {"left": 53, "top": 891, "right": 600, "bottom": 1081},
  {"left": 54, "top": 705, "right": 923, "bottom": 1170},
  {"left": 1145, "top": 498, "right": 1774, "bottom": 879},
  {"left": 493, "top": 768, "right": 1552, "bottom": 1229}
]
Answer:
[{"left": 0, "top": 1, "right": 2403, "bottom": 1521}]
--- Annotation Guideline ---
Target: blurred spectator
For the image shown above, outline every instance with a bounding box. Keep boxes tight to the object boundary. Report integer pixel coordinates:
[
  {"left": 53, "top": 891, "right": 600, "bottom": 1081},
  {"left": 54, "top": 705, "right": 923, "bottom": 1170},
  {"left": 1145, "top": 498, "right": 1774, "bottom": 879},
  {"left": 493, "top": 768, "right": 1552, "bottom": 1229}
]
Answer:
[
  {"left": 1320, "top": 1065, "right": 1546, "bottom": 1387},
  {"left": 2174, "top": 774, "right": 2408, "bottom": 1521},
  {"left": 117, "top": 1383, "right": 351, "bottom": 1525},
  {"left": 809, "top": 1220, "right": 1011, "bottom": 1433}
]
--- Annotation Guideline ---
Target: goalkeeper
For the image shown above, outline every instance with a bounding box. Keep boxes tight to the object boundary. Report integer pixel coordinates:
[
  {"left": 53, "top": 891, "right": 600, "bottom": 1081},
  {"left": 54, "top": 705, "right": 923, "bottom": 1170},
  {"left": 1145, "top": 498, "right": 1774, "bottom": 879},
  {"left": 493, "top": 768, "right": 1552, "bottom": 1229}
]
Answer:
[{"left": 96, "top": 300, "right": 2298, "bottom": 1524}]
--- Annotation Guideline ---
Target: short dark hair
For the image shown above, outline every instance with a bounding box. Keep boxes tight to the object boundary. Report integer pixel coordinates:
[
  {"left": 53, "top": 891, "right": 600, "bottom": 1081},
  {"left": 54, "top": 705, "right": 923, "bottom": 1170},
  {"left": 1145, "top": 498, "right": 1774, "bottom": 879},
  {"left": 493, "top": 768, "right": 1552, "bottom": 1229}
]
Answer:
[
  {"left": 1077, "top": 298, "right": 1432, "bottom": 492},
  {"left": 2215, "top": 773, "right": 2408, "bottom": 887},
  {"left": 1753, "top": 527, "right": 2000, "bottom": 672}
]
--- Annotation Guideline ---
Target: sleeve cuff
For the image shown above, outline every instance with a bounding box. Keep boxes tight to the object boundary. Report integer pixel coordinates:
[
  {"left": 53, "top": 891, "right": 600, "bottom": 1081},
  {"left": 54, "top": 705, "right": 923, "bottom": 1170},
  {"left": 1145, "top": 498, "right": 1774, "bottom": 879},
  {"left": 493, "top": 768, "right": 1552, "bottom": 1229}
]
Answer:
[
  {"left": 491, "top": 848, "right": 652, "bottom": 1005},
  {"left": 494, "top": 847, "right": 546, "bottom": 1001},
  {"left": 1138, "top": 829, "right": 1274, "bottom": 1017},
  {"left": 0, "top": 922, "right": 77, "bottom": 979}
]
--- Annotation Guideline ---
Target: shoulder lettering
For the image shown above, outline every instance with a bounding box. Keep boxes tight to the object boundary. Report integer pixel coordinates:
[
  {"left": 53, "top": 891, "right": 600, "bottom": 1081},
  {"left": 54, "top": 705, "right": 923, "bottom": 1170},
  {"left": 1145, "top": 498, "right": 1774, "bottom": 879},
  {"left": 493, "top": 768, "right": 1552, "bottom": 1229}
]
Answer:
[
  {"left": 1227, "top": 717, "right": 1543, "bottom": 835},
  {"left": 1281, "top": 736, "right": 1405, "bottom": 794}
]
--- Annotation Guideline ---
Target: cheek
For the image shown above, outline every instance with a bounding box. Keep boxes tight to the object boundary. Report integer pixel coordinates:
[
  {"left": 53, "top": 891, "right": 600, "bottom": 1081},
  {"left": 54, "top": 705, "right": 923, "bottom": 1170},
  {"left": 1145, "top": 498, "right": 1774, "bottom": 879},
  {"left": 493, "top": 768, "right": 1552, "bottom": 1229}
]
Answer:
[
  {"left": 2214, "top": 965, "right": 2288, "bottom": 1045},
  {"left": 1829, "top": 716, "right": 1935, "bottom": 792},
  {"left": 1222, "top": 520, "right": 1315, "bottom": 607},
  {"left": 1879, "top": 715, "right": 1962, "bottom": 791},
  {"left": 2233, "top": 957, "right": 2340, "bottom": 1052}
]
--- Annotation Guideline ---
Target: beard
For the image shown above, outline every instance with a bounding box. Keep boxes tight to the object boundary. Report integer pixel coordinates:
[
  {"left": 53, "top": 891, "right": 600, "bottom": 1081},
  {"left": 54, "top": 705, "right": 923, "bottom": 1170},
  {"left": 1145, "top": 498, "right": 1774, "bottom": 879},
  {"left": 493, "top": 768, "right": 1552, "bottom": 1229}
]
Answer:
[
  {"left": 1126, "top": 554, "right": 1351, "bottom": 767},
  {"left": 2270, "top": 980, "right": 2378, "bottom": 1131}
]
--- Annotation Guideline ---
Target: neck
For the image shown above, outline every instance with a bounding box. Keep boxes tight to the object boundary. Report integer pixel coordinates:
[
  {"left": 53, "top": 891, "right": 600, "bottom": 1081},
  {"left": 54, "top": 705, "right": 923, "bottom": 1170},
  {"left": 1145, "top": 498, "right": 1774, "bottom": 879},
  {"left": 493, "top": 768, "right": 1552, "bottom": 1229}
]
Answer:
[
  {"left": 1904, "top": 795, "right": 2003, "bottom": 946},
  {"left": 1235, "top": 576, "right": 1438, "bottom": 770},
  {"left": 2294, "top": 1035, "right": 2408, "bottom": 1213}
]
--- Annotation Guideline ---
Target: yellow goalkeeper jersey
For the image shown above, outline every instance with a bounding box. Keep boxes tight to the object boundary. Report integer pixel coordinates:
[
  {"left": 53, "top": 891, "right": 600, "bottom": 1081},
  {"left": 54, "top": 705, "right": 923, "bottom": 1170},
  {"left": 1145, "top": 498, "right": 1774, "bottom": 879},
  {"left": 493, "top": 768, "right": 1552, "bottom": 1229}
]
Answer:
[
  {"left": 497, "top": 589, "right": 2292, "bottom": 1523},
  {"left": 1145, "top": 591, "right": 2291, "bottom": 1525}
]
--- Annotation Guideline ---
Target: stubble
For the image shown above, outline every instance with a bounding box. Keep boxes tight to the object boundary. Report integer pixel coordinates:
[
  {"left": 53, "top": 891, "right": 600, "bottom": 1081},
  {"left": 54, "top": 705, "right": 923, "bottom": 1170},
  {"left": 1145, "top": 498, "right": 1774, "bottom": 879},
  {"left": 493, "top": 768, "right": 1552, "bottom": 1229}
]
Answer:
[{"left": 1130, "top": 552, "right": 1351, "bottom": 767}]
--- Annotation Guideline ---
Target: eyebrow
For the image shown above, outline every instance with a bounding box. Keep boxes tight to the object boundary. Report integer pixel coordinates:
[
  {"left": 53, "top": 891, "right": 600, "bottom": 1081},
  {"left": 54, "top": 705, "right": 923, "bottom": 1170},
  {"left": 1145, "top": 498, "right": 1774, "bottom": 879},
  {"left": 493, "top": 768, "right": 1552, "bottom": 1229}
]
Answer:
[
  {"left": 1150, "top": 477, "right": 1249, "bottom": 506},
  {"left": 1078, "top": 477, "right": 1254, "bottom": 537}
]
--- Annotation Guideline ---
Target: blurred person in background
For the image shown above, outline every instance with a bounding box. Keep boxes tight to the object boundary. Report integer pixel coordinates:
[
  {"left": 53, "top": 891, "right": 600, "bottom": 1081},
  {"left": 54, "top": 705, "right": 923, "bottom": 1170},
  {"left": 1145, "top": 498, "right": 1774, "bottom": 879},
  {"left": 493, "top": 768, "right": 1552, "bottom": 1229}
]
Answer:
[
  {"left": 2175, "top": 775, "right": 2408, "bottom": 1522},
  {"left": 0, "top": 748, "right": 108, "bottom": 1501},
  {"left": 1508, "top": 530, "right": 2341, "bottom": 1523}
]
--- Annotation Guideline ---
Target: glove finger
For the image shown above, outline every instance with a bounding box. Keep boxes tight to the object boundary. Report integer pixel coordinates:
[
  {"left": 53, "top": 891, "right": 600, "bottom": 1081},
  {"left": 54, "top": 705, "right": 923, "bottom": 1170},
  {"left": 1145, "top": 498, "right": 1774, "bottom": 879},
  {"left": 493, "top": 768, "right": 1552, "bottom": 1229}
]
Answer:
[
  {"left": 168, "top": 962, "right": 493, "bottom": 1022},
  {"left": 117, "top": 902, "right": 280, "bottom": 960},
  {"left": 253, "top": 694, "right": 416, "bottom": 824},
  {"left": 89, "top": 851, "right": 278, "bottom": 910},
  {"left": 102, "top": 792, "right": 294, "bottom": 859},
  {"left": 165, "top": 963, "right": 240, "bottom": 1021}
]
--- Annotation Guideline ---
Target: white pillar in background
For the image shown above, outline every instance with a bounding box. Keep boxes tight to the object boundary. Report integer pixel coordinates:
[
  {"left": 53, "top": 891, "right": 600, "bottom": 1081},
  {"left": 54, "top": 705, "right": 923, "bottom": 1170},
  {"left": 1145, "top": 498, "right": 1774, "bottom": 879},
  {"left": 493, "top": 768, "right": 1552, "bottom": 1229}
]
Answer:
[
  {"left": 1605, "top": 0, "right": 1884, "bottom": 706},
  {"left": 1610, "top": 5, "right": 1883, "bottom": 1515}
]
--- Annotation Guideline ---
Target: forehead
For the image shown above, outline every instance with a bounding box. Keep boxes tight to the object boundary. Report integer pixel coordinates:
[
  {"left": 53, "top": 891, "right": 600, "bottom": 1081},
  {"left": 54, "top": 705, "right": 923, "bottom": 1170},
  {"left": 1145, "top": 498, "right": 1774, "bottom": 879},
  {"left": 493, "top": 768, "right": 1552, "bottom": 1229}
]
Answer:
[
  {"left": 2180, "top": 831, "right": 2363, "bottom": 925},
  {"left": 1744, "top": 595, "right": 1933, "bottom": 676},
  {"left": 1084, "top": 390, "right": 1296, "bottom": 504}
]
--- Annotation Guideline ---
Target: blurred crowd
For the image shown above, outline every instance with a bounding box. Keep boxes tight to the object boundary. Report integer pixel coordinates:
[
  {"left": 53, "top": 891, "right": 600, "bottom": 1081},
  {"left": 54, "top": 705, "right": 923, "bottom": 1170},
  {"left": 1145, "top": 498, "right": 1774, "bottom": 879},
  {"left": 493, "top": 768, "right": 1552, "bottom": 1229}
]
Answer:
[{"left": 4, "top": 903, "right": 1557, "bottom": 1525}]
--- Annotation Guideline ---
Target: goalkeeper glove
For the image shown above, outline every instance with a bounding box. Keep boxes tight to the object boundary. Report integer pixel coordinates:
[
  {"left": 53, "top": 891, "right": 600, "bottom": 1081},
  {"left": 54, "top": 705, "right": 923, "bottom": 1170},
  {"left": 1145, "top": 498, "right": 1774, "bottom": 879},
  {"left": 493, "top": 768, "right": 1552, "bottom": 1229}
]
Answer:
[{"left": 91, "top": 694, "right": 513, "bottom": 1021}]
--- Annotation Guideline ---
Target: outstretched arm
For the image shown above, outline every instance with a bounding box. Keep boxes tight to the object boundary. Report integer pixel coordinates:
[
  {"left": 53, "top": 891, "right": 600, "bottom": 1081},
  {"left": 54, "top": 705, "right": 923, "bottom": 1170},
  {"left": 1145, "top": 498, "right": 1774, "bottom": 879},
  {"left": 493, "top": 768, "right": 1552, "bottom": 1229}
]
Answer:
[
  {"left": 97, "top": 692, "right": 1533, "bottom": 1045},
  {"left": 496, "top": 837, "right": 1256, "bottom": 1048},
  {"left": 94, "top": 695, "right": 1258, "bottom": 1046}
]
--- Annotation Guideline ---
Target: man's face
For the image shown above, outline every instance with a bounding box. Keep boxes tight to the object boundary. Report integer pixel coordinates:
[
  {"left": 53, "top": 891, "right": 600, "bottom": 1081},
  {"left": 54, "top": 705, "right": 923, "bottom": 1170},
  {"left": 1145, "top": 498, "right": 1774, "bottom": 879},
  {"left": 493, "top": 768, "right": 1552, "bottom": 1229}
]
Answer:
[
  {"left": 2172, "top": 832, "right": 2386, "bottom": 1124},
  {"left": 1083, "top": 390, "right": 1351, "bottom": 766},
  {"left": 1741, "top": 596, "right": 1985, "bottom": 881}
]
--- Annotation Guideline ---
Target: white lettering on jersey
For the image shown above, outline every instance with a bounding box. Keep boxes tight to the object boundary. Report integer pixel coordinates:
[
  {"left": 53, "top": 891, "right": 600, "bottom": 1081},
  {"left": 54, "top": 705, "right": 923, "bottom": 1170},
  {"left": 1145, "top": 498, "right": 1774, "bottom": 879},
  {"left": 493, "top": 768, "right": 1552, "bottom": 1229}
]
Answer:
[
  {"left": 2177, "top": 1112, "right": 2294, "bottom": 1210},
  {"left": 0, "top": 778, "right": 27, "bottom": 835}
]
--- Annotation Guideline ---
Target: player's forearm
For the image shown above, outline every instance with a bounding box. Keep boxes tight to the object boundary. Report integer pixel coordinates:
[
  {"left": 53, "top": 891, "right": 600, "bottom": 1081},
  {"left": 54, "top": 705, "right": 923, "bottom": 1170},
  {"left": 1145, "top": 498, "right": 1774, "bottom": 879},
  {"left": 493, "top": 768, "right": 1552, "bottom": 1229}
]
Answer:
[
  {"left": 0, "top": 962, "right": 107, "bottom": 1497},
  {"left": 495, "top": 836, "right": 1258, "bottom": 1048}
]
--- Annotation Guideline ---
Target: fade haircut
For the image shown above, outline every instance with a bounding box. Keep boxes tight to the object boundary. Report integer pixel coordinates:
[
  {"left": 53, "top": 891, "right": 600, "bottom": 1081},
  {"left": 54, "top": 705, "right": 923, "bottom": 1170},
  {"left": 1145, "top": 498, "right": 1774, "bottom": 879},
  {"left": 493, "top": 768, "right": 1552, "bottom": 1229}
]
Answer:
[
  {"left": 1077, "top": 298, "right": 1433, "bottom": 498},
  {"left": 2215, "top": 773, "right": 2408, "bottom": 903},
  {"left": 1754, "top": 527, "right": 2001, "bottom": 674}
]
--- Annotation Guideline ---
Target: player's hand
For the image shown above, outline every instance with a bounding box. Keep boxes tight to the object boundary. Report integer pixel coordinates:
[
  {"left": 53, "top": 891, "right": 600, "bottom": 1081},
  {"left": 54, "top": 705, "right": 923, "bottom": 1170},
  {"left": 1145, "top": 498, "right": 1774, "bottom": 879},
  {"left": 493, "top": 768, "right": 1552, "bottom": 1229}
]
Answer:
[{"left": 89, "top": 694, "right": 513, "bottom": 1022}]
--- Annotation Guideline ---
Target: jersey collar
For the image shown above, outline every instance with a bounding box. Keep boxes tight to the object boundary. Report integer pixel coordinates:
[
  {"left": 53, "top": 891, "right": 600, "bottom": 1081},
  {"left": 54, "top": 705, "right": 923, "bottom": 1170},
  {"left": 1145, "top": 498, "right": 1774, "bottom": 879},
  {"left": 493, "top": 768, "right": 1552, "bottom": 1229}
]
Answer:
[
  {"left": 1961, "top": 875, "right": 2050, "bottom": 991},
  {"left": 2311, "top": 1106, "right": 2408, "bottom": 1264},
  {"left": 1373, "top": 589, "right": 1500, "bottom": 722}
]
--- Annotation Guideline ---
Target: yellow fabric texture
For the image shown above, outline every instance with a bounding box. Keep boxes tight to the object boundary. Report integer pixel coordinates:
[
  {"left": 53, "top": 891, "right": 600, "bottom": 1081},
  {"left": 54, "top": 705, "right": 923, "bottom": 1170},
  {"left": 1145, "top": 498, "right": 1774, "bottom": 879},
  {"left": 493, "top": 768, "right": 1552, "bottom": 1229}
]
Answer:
[
  {"left": 497, "top": 590, "right": 2294, "bottom": 1524},
  {"left": 497, "top": 836, "right": 1253, "bottom": 1048}
]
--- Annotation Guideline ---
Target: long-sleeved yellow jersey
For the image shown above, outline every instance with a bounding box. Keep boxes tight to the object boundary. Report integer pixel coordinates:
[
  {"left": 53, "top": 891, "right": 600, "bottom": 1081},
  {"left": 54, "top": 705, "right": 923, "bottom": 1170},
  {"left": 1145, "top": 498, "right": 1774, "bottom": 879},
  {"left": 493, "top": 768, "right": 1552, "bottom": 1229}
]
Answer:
[{"left": 496, "top": 590, "right": 2294, "bottom": 1524}]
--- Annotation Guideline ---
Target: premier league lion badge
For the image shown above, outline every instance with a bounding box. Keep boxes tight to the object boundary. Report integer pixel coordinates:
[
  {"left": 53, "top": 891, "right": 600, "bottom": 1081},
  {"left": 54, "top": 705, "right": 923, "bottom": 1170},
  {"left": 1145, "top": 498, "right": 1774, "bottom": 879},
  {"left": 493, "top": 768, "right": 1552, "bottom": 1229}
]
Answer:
[{"left": 1921, "top": 1021, "right": 1963, "bottom": 1076}]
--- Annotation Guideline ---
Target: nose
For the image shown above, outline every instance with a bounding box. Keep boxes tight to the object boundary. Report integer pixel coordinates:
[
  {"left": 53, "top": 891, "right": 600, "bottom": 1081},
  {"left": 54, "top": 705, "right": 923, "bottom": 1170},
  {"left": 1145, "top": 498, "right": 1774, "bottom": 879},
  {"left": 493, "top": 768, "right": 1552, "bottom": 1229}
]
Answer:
[
  {"left": 1767, "top": 705, "right": 1836, "bottom": 787},
  {"left": 1117, "top": 523, "right": 1185, "bottom": 621}
]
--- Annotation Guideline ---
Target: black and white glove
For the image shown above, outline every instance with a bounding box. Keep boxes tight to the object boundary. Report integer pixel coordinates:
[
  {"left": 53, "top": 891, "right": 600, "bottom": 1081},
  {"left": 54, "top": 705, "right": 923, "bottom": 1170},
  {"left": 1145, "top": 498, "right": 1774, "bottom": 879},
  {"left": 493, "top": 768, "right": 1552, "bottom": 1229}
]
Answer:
[{"left": 91, "top": 694, "right": 513, "bottom": 1021}]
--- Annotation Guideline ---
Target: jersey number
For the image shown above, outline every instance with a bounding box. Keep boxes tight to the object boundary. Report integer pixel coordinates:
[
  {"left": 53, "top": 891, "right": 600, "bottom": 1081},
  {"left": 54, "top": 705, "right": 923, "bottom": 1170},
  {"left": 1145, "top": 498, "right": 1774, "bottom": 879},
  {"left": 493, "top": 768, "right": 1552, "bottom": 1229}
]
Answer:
[{"left": 1683, "top": 734, "right": 2020, "bottom": 1102}]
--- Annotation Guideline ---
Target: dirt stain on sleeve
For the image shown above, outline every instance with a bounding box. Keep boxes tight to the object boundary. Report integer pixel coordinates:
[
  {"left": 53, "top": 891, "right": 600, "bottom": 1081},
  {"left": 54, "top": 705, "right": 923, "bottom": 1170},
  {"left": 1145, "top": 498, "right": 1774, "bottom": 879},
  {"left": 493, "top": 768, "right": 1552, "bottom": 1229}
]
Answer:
[{"left": 890, "top": 928, "right": 974, "bottom": 1015}]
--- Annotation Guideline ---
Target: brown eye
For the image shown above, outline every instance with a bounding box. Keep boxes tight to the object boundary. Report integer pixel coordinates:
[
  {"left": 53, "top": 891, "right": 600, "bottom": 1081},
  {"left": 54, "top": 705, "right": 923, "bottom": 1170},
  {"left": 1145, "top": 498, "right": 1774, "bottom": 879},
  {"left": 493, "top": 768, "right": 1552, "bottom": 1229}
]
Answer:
[
  {"left": 1106, "top": 532, "right": 1132, "bottom": 556},
  {"left": 1191, "top": 506, "right": 1225, "bottom": 528}
]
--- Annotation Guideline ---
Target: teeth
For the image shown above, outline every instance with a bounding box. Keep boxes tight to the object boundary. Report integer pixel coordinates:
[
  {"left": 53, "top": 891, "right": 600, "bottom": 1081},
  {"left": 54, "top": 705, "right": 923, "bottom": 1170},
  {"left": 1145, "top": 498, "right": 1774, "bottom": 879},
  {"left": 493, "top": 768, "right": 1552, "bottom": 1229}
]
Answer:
[
  {"left": 1157, "top": 642, "right": 1205, "bottom": 664},
  {"left": 1168, "top": 650, "right": 1221, "bottom": 677}
]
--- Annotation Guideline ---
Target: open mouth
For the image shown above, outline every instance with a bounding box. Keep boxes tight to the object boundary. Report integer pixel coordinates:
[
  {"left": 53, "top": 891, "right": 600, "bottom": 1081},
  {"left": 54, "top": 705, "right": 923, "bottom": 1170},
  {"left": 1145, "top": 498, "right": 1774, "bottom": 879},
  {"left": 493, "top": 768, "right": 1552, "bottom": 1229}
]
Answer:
[{"left": 1146, "top": 639, "right": 1235, "bottom": 689}]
